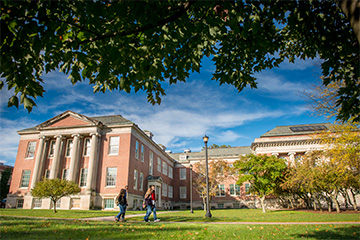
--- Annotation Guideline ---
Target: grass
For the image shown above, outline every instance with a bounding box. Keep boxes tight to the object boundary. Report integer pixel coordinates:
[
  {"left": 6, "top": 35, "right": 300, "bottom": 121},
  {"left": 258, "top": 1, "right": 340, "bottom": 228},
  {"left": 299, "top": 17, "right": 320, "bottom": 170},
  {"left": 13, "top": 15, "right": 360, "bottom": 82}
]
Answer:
[
  {"left": 0, "top": 209, "right": 141, "bottom": 219},
  {"left": 0, "top": 216, "right": 359, "bottom": 240},
  {"left": 0, "top": 209, "right": 359, "bottom": 239}
]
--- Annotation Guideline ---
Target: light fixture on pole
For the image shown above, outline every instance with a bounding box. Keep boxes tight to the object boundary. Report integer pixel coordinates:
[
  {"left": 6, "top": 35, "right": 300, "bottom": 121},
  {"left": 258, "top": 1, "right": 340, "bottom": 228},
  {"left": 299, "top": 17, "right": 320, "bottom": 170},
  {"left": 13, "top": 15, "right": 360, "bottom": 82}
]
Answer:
[
  {"left": 203, "top": 135, "right": 212, "bottom": 218},
  {"left": 190, "top": 164, "right": 193, "bottom": 213}
]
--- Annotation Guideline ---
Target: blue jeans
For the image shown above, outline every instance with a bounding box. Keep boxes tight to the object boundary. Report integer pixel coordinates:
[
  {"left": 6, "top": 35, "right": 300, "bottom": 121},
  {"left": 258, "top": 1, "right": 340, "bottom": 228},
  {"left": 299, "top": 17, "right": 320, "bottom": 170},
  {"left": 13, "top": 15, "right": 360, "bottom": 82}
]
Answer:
[
  {"left": 116, "top": 204, "right": 126, "bottom": 220},
  {"left": 144, "top": 205, "right": 157, "bottom": 221}
]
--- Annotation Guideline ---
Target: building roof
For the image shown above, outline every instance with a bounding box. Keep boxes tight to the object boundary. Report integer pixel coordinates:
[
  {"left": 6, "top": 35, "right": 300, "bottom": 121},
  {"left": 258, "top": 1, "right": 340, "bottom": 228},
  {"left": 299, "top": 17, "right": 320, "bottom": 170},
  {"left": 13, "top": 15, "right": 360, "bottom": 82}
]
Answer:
[
  {"left": 18, "top": 111, "right": 133, "bottom": 133},
  {"left": 169, "top": 146, "right": 252, "bottom": 161},
  {"left": 260, "top": 123, "right": 333, "bottom": 137}
]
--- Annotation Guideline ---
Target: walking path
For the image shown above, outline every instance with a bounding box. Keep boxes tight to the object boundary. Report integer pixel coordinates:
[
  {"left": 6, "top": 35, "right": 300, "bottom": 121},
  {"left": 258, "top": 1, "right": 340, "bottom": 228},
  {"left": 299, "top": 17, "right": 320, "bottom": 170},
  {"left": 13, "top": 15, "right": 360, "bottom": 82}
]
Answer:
[{"left": 81, "top": 212, "right": 360, "bottom": 225}]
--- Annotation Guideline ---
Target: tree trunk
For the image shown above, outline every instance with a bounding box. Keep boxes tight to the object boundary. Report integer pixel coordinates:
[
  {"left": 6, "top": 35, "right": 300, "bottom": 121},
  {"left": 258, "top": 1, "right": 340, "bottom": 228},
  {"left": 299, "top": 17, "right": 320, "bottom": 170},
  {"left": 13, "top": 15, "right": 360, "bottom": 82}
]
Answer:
[
  {"left": 260, "top": 196, "right": 266, "bottom": 213},
  {"left": 349, "top": 188, "right": 358, "bottom": 211},
  {"left": 338, "top": 0, "right": 360, "bottom": 43},
  {"left": 331, "top": 192, "right": 341, "bottom": 213},
  {"left": 52, "top": 199, "right": 57, "bottom": 213}
]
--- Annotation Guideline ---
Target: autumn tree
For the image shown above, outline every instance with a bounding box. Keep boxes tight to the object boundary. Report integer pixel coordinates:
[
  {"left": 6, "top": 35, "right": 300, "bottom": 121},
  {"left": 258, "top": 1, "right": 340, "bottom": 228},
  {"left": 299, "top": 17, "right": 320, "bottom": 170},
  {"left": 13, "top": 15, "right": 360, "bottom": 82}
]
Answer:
[
  {"left": 234, "top": 154, "right": 287, "bottom": 213},
  {"left": 192, "top": 159, "right": 233, "bottom": 211},
  {"left": 1, "top": 1, "right": 359, "bottom": 122},
  {"left": 31, "top": 179, "right": 80, "bottom": 213}
]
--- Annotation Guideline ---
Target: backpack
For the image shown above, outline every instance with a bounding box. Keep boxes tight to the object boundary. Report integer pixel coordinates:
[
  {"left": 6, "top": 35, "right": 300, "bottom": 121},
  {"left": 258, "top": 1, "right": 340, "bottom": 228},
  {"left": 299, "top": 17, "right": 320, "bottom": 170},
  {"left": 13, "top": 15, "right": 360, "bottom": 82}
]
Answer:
[{"left": 115, "top": 193, "right": 121, "bottom": 205}]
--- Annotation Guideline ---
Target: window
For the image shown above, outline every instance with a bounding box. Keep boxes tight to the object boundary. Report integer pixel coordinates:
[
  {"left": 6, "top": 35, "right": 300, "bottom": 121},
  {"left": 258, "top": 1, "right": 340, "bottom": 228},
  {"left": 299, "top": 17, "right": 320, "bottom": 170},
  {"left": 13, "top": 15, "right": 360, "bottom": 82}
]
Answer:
[
  {"left": 180, "top": 168, "right": 186, "bottom": 180},
  {"left": 245, "top": 183, "right": 251, "bottom": 195},
  {"left": 230, "top": 184, "right": 241, "bottom": 196},
  {"left": 157, "top": 157, "right": 161, "bottom": 172},
  {"left": 33, "top": 198, "right": 42, "bottom": 208},
  {"left": 56, "top": 199, "right": 61, "bottom": 209},
  {"left": 149, "top": 152, "right": 154, "bottom": 175},
  {"left": 180, "top": 186, "right": 186, "bottom": 199},
  {"left": 162, "top": 161, "right": 167, "bottom": 176},
  {"left": 83, "top": 138, "right": 91, "bottom": 156},
  {"left": 217, "top": 203, "right": 224, "bottom": 209},
  {"left": 20, "top": 170, "right": 31, "bottom": 188},
  {"left": 71, "top": 198, "right": 80, "bottom": 209},
  {"left": 26, "top": 141, "right": 36, "bottom": 158},
  {"left": 44, "top": 169, "right": 50, "bottom": 179},
  {"left": 62, "top": 169, "right": 68, "bottom": 180},
  {"left": 216, "top": 184, "right": 225, "bottom": 197},
  {"left": 168, "top": 166, "right": 173, "bottom": 179},
  {"left": 80, "top": 168, "right": 88, "bottom": 187},
  {"left": 109, "top": 136, "right": 120, "bottom": 155},
  {"left": 133, "top": 199, "right": 138, "bottom": 210},
  {"left": 135, "top": 141, "right": 139, "bottom": 159},
  {"left": 104, "top": 199, "right": 114, "bottom": 209},
  {"left": 49, "top": 140, "right": 55, "bottom": 157},
  {"left": 139, "top": 172, "right": 144, "bottom": 191},
  {"left": 65, "top": 139, "right": 73, "bottom": 157},
  {"left": 106, "top": 167, "right": 117, "bottom": 187},
  {"left": 141, "top": 145, "right": 144, "bottom": 162},
  {"left": 133, "top": 170, "right": 138, "bottom": 190},
  {"left": 162, "top": 183, "right": 168, "bottom": 197},
  {"left": 168, "top": 185, "right": 173, "bottom": 198},
  {"left": 17, "top": 199, "right": 24, "bottom": 208}
]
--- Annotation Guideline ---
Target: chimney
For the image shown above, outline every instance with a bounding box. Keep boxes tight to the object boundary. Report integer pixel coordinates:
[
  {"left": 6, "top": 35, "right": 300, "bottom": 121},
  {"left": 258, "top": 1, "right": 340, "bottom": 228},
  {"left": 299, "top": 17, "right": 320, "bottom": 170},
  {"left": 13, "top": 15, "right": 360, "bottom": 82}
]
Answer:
[
  {"left": 184, "top": 149, "right": 191, "bottom": 153},
  {"left": 158, "top": 144, "right": 166, "bottom": 151},
  {"left": 144, "top": 130, "right": 154, "bottom": 140}
]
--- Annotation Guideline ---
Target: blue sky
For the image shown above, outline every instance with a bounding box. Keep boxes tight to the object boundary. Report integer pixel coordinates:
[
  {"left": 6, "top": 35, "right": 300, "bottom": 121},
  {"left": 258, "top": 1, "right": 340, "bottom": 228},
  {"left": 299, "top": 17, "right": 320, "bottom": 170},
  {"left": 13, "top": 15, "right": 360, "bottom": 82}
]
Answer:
[{"left": 0, "top": 56, "right": 330, "bottom": 166}]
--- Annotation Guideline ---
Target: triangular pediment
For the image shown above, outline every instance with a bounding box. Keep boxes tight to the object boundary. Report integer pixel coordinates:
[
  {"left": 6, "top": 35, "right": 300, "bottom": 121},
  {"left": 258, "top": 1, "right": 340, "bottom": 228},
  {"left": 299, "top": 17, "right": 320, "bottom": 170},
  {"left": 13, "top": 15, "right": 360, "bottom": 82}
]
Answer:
[{"left": 36, "top": 110, "right": 101, "bottom": 129}]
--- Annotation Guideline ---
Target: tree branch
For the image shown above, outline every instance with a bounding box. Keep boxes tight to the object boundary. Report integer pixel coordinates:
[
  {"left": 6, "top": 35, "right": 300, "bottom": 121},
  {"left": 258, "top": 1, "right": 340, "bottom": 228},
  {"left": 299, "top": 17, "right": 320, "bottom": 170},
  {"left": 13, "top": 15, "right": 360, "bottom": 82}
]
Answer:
[{"left": 79, "top": 1, "right": 197, "bottom": 45}]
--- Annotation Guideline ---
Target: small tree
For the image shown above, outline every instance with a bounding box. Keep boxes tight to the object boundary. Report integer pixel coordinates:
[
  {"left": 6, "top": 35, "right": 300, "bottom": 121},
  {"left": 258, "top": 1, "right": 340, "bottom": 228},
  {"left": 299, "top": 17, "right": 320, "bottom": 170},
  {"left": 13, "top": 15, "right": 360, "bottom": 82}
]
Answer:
[
  {"left": 31, "top": 179, "right": 80, "bottom": 213},
  {"left": 192, "top": 159, "right": 233, "bottom": 211},
  {"left": 234, "top": 154, "right": 287, "bottom": 213},
  {"left": 0, "top": 168, "right": 12, "bottom": 200}
]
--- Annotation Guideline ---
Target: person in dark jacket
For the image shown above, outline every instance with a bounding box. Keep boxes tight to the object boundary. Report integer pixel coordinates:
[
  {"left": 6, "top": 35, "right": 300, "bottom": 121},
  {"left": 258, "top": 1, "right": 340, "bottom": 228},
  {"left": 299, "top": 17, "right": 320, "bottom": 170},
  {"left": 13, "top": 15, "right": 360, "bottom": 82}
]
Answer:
[
  {"left": 143, "top": 185, "right": 160, "bottom": 222},
  {"left": 115, "top": 188, "right": 127, "bottom": 221}
]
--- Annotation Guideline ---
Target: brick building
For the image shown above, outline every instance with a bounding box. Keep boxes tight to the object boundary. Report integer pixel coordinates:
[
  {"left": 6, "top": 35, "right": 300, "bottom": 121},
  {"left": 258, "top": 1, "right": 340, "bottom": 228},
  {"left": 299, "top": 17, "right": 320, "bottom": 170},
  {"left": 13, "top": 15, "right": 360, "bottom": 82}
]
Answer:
[{"left": 7, "top": 110, "right": 341, "bottom": 210}]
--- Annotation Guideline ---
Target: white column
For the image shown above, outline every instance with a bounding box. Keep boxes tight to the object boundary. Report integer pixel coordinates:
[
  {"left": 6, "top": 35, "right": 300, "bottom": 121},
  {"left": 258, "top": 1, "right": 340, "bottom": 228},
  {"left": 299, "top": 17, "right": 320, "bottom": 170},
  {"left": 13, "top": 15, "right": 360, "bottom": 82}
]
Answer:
[
  {"left": 50, "top": 135, "right": 64, "bottom": 179},
  {"left": 86, "top": 132, "right": 100, "bottom": 191},
  {"left": 30, "top": 136, "right": 47, "bottom": 188},
  {"left": 68, "top": 134, "right": 81, "bottom": 182},
  {"left": 288, "top": 152, "right": 296, "bottom": 166}
]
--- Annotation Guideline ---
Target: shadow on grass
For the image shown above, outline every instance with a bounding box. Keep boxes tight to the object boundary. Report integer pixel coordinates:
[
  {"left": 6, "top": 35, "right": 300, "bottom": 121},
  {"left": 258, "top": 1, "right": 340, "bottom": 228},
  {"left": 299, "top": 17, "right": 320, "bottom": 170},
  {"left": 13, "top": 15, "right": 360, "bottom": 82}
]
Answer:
[{"left": 291, "top": 225, "right": 360, "bottom": 240}]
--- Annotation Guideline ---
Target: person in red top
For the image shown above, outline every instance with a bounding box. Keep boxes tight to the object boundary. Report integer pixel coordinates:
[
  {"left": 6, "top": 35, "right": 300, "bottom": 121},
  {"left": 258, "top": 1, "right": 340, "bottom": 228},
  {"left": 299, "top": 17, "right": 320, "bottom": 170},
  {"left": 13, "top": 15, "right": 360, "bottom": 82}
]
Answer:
[{"left": 143, "top": 185, "right": 160, "bottom": 222}]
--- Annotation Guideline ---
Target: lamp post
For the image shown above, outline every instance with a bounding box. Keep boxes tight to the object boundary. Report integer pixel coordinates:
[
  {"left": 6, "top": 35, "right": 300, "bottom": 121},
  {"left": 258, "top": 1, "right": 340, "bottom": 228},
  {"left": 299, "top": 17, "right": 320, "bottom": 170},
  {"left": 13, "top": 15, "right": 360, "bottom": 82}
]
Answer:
[
  {"left": 190, "top": 164, "right": 193, "bottom": 213},
  {"left": 203, "top": 135, "right": 212, "bottom": 218}
]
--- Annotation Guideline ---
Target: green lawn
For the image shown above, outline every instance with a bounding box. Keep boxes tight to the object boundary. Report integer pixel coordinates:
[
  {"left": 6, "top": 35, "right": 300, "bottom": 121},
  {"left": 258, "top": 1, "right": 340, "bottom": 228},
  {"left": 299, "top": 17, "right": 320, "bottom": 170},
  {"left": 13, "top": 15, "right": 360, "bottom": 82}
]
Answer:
[
  {"left": 0, "top": 216, "right": 359, "bottom": 240},
  {"left": 0, "top": 209, "right": 359, "bottom": 239}
]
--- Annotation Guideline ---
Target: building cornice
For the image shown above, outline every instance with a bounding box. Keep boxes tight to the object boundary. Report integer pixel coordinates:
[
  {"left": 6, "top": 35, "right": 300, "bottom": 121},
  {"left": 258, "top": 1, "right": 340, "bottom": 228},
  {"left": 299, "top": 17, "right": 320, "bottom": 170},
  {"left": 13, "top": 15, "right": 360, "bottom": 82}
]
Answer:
[{"left": 251, "top": 139, "right": 323, "bottom": 150}]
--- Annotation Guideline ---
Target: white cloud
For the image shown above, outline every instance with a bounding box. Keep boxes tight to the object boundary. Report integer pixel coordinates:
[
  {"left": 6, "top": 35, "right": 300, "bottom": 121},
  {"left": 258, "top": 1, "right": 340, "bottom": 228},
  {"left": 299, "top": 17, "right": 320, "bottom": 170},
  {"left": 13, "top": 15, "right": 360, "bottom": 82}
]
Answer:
[{"left": 279, "top": 57, "right": 322, "bottom": 71}]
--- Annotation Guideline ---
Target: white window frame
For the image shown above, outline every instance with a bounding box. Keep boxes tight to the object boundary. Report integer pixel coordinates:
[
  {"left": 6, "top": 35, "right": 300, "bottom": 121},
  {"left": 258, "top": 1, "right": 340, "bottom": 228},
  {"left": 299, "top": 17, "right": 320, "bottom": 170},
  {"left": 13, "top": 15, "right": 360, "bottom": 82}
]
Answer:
[
  {"left": 135, "top": 141, "right": 139, "bottom": 159},
  {"left": 245, "top": 183, "right": 251, "bottom": 196},
  {"left": 65, "top": 139, "right": 73, "bottom": 157},
  {"left": 20, "top": 170, "right": 31, "bottom": 188},
  {"left": 79, "top": 168, "right": 88, "bottom": 187},
  {"left": 48, "top": 140, "right": 55, "bottom": 158},
  {"left": 230, "top": 184, "right": 241, "bottom": 196},
  {"left": 162, "top": 161, "right": 167, "bottom": 176},
  {"left": 106, "top": 167, "right": 117, "bottom": 187},
  {"left": 139, "top": 172, "right": 144, "bottom": 191},
  {"left": 83, "top": 138, "right": 91, "bottom": 156},
  {"left": 141, "top": 145, "right": 144, "bottom": 162},
  {"left": 62, "top": 169, "right": 68, "bottom": 180},
  {"left": 44, "top": 169, "right": 50, "bottom": 179},
  {"left": 108, "top": 136, "right": 120, "bottom": 155},
  {"left": 149, "top": 152, "right": 154, "bottom": 175},
  {"left": 133, "top": 170, "right": 138, "bottom": 190},
  {"left": 168, "top": 185, "right": 173, "bottom": 198},
  {"left": 216, "top": 184, "right": 226, "bottom": 197},
  {"left": 180, "top": 186, "right": 186, "bottom": 199},
  {"left": 26, "top": 141, "right": 36, "bottom": 159},
  {"left": 157, "top": 157, "right": 161, "bottom": 172},
  {"left": 180, "top": 168, "right": 186, "bottom": 180},
  {"left": 16, "top": 199, "right": 24, "bottom": 208},
  {"left": 33, "top": 198, "right": 42, "bottom": 209},
  {"left": 168, "top": 166, "right": 173, "bottom": 179},
  {"left": 162, "top": 183, "right": 168, "bottom": 197},
  {"left": 104, "top": 199, "right": 114, "bottom": 209}
]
